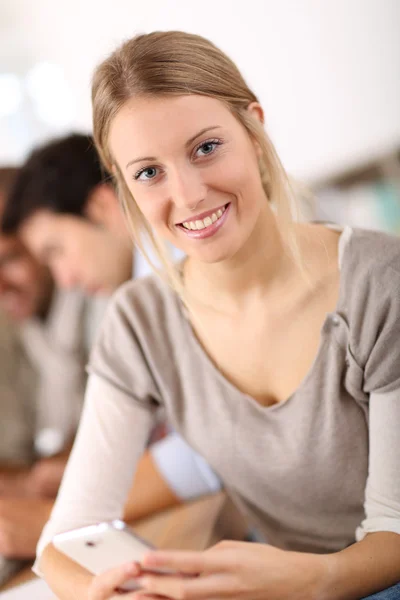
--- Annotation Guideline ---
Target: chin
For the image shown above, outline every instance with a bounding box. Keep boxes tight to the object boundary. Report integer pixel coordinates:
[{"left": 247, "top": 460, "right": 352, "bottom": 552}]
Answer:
[{"left": 189, "top": 245, "right": 240, "bottom": 265}]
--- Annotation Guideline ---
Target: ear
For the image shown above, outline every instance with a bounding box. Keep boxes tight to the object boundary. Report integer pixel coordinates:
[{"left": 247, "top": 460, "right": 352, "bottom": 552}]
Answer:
[
  {"left": 85, "top": 183, "right": 118, "bottom": 228},
  {"left": 245, "top": 103, "right": 265, "bottom": 159},
  {"left": 247, "top": 102, "right": 264, "bottom": 125}
]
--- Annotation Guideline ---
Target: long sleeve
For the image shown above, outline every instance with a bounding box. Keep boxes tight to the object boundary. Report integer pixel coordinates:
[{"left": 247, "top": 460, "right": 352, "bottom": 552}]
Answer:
[
  {"left": 356, "top": 388, "right": 400, "bottom": 541},
  {"left": 34, "top": 374, "right": 155, "bottom": 575}
]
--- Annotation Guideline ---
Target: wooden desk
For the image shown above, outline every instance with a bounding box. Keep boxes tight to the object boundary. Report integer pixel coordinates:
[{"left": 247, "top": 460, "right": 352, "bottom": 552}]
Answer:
[{"left": 1, "top": 493, "right": 246, "bottom": 592}]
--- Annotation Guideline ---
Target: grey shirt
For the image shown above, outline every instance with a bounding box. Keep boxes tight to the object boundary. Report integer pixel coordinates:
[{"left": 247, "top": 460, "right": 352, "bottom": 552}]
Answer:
[{"left": 35, "top": 226, "right": 400, "bottom": 568}]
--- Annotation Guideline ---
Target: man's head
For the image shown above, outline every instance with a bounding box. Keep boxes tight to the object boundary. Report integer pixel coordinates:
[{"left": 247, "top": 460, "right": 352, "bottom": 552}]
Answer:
[
  {"left": 1, "top": 134, "right": 132, "bottom": 295},
  {"left": 0, "top": 168, "right": 52, "bottom": 321}
]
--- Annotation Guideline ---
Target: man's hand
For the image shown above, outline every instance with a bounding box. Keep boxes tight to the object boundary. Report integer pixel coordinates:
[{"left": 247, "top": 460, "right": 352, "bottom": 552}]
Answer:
[
  {"left": 28, "top": 456, "right": 68, "bottom": 497},
  {"left": 0, "top": 496, "right": 53, "bottom": 558},
  {"left": 0, "top": 456, "right": 67, "bottom": 498}
]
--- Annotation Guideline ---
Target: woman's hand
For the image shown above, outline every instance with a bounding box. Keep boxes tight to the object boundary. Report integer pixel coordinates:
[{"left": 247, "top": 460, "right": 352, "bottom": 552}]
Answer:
[
  {"left": 134, "top": 540, "right": 332, "bottom": 600},
  {"left": 88, "top": 562, "right": 143, "bottom": 600}
]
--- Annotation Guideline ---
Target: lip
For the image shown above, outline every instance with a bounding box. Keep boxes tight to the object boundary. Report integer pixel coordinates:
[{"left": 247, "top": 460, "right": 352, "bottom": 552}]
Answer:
[
  {"left": 176, "top": 203, "right": 231, "bottom": 239},
  {"left": 175, "top": 203, "right": 228, "bottom": 226}
]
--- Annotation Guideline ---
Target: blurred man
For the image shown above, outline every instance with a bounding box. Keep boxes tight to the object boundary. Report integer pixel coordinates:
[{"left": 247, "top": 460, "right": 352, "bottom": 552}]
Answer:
[
  {"left": 0, "top": 167, "right": 98, "bottom": 556},
  {"left": 0, "top": 167, "right": 39, "bottom": 467}
]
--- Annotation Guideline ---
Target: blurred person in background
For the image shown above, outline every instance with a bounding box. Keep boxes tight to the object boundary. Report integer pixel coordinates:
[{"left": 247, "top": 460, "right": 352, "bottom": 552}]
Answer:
[
  {"left": 0, "top": 166, "right": 106, "bottom": 558},
  {"left": 0, "top": 139, "right": 221, "bottom": 559},
  {"left": 0, "top": 167, "right": 39, "bottom": 469},
  {"left": 1, "top": 137, "right": 132, "bottom": 295},
  {"left": 0, "top": 166, "right": 87, "bottom": 556}
]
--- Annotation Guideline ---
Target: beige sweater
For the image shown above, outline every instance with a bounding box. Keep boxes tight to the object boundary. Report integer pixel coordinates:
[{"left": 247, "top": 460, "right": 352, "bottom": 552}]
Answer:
[
  {"left": 0, "top": 290, "right": 108, "bottom": 461},
  {"left": 0, "top": 309, "right": 35, "bottom": 464},
  {"left": 36, "top": 227, "right": 400, "bottom": 567},
  {"left": 20, "top": 289, "right": 108, "bottom": 455}
]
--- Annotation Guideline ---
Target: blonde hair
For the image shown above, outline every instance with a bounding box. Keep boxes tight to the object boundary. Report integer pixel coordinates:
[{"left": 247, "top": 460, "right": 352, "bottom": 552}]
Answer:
[{"left": 92, "top": 31, "right": 301, "bottom": 297}]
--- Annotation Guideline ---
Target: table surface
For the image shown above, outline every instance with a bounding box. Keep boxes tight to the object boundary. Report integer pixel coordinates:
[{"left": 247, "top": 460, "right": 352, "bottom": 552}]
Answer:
[{"left": 0, "top": 492, "right": 246, "bottom": 593}]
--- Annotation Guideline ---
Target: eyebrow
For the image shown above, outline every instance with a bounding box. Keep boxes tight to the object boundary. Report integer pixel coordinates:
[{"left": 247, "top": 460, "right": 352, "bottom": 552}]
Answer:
[{"left": 125, "top": 126, "right": 222, "bottom": 169}]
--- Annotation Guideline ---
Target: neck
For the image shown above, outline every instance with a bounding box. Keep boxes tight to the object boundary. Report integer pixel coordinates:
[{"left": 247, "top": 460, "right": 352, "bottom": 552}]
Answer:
[
  {"left": 185, "top": 210, "right": 301, "bottom": 314},
  {"left": 36, "top": 276, "right": 55, "bottom": 321}
]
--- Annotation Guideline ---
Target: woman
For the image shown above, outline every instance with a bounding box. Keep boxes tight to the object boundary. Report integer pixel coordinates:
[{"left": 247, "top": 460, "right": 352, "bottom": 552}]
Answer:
[{"left": 36, "top": 31, "right": 400, "bottom": 599}]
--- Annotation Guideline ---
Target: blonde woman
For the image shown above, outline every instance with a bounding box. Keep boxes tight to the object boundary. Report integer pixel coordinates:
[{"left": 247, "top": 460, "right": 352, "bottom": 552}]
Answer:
[{"left": 36, "top": 32, "right": 400, "bottom": 600}]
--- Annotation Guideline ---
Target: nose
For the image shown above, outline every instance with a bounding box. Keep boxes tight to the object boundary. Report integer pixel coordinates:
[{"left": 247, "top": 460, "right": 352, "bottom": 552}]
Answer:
[{"left": 169, "top": 165, "right": 206, "bottom": 212}]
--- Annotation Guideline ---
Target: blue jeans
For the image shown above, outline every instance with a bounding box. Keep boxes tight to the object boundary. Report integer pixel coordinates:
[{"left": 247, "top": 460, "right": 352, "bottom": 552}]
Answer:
[{"left": 362, "top": 582, "right": 400, "bottom": 599}]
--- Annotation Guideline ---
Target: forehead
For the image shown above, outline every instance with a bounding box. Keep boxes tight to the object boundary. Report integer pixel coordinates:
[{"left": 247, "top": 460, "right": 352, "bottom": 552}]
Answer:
[
  {"left": 20, "top": 211, "right": 69, "bottom": 257},
  {"left": 109, "top": 94, "right": 237, "bottom": 164},
  {"left": 21, "top": 210, "right": 65, "bottom": 237}
]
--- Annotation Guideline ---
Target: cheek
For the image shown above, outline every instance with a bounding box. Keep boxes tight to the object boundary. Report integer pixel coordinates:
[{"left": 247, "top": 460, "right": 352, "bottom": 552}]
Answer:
[
  {"left": 130, "top": 189, "right": 169, "bottom": 227},
  {"left": 210, "top": 149, "right": 260, "bottom": 194},
  {"left": 70, "top": 234, "right": 94, "bottom": 266},
  {"left": 6, "top": 263, "right": 29, "bottom": 285}
]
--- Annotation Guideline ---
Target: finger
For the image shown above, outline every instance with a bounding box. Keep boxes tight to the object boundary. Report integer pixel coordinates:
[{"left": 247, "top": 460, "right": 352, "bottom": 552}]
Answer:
[
  {"left": 90, "top": 562, "right": 141, "bottom": 599},
  {"left": 130, "top": 592, "right": 171, "bottom": 600},
  {"left": 141, "top": 551, "right": 217, "bottom": 574},
  {"left": 207, "top": 540, "right": 240, "bottom": 552},
  {"left": 114, "top": 593, "right": 167, "bottom": 600},
  {"left": 138, "top": 573, "right": 231, "bottom": 600}
]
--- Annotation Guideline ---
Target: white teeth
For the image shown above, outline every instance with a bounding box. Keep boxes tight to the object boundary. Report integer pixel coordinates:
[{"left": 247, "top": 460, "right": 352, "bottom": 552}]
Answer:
[{"left": 180, "top": 206, "right": 227, "bottom": 231}]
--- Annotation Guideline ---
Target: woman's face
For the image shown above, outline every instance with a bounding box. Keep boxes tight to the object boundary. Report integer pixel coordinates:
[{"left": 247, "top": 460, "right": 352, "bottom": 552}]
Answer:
[
  {"left": 109, "top": 95, "right": 268, "bottom": 264},
  {"left": 20, "top": 211, "right": 132, "bottom": 295}
]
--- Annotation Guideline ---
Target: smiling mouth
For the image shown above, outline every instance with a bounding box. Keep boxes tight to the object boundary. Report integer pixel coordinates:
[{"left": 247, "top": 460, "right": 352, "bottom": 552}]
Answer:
[{"left": 177, "top": 204, "right": 229, "bottom": 231}]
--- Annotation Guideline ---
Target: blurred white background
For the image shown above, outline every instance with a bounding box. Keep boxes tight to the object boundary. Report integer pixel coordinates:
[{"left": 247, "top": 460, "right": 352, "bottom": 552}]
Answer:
[{"left": 1, "top": 0, "right": 399, "bottom": 212}]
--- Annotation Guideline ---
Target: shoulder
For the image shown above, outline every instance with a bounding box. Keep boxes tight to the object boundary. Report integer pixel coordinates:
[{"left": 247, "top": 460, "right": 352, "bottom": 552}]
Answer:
[
  {"left": 0, "top": 309, "right": 15, "bottom": 344},
  {"left": 341, "top": 228, "right": 400, "bottom": 315},
  {"left": 342, "top": 228, "right": 400, "bottom": 393},
  {"left": 89, "top": 273, "right": 184, "bottom": 393},
  {"left": 344, "top": 227, "right": 400, "bottom": 282},
  {"left": 108, "top": 273, "right": 182, "bottom": 333}
]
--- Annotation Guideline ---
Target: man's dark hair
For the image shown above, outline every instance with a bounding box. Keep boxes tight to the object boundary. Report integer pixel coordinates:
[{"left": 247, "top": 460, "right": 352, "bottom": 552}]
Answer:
[
  {"left": 0, "top": 167, "right": 18, "bottom": 199},
  {"left": 1, "top": 133, "right": 107, "bottom": 234}
]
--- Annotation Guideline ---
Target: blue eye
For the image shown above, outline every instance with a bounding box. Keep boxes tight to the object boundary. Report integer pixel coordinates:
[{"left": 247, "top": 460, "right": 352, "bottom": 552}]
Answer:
[
  {"left": 134, "top": 167, "right": 158, "bottom": 181},
  {"left": 194, "top": 139, "right": 221, "bottom": 158}
]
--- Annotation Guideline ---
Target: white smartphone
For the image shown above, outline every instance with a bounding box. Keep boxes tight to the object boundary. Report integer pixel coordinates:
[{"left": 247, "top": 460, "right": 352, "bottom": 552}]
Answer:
[{"left": 53, "top": 520, "right": 164, "bottom": 591}]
